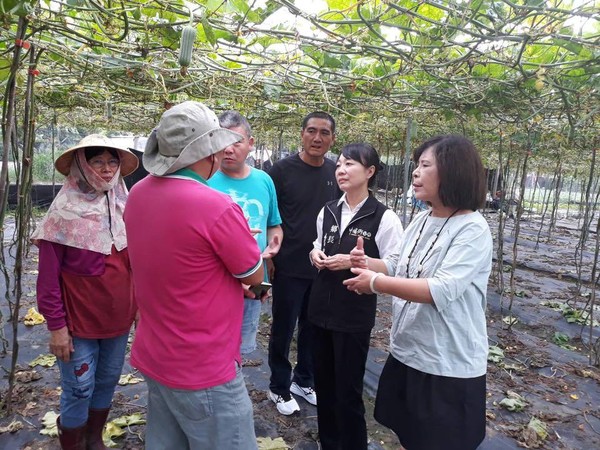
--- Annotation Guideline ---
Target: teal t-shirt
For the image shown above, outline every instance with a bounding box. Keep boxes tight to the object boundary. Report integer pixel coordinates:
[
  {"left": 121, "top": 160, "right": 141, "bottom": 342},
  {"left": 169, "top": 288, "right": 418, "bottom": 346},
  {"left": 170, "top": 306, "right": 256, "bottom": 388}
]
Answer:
[{"left": 209, "top": 167, "right": 282, "bottom": 252}]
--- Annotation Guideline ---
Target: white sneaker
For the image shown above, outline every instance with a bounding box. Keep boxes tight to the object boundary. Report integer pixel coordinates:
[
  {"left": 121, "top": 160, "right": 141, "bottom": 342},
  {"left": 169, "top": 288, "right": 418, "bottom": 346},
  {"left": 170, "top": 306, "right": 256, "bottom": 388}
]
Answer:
[
  {"left": 290, "top": 382, "right": 317, "bottom": 406},
  {"left": 268, "top": 390, "right": 300, "bottom": 415}
]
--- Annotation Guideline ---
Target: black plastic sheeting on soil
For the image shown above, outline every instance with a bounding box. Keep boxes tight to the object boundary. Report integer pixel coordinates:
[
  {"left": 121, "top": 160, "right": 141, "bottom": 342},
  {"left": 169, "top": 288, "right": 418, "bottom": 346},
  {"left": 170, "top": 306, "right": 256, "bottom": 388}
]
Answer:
[{"left": 2, "top": 213, "right": 600, "bottom": 449}]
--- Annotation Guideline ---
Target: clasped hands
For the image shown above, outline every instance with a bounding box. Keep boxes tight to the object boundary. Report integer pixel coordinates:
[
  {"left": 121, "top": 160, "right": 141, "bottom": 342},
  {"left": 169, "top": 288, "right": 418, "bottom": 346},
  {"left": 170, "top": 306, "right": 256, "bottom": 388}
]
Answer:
[{"left": 310, "top": 249, "right": 352, "bottom": 271}]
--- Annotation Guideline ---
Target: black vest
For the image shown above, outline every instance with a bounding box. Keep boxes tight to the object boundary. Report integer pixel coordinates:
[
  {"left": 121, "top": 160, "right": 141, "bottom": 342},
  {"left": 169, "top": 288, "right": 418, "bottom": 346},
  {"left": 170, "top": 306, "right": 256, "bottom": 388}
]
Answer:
[{"left": 308, "top": 196, "right": 387, "bottom": 332}]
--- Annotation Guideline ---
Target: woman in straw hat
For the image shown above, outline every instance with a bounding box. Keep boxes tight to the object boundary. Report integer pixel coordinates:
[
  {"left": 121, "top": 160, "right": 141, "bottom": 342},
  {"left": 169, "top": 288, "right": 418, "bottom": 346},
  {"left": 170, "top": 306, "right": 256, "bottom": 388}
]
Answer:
[{"left": 32, "top": 134, "right": 139, "bottom": 450}]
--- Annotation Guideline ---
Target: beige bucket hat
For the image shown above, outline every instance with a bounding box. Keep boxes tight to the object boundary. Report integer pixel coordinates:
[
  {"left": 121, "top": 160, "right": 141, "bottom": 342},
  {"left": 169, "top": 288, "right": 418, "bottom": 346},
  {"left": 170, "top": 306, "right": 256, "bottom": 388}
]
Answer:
[
  {"left": 54, "top": 134, "right": 139, "bottom": 176},
  {"left": 143, "top": 101, "right": 243, "bottom": 176}
]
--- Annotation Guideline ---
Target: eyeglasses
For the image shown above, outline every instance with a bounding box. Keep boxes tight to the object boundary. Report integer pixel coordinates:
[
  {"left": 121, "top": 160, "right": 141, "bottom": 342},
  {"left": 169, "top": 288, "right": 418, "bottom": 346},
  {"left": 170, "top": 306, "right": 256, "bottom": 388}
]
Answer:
[{"left": 89, "top": 159, "right": 120, "bottom": 169}]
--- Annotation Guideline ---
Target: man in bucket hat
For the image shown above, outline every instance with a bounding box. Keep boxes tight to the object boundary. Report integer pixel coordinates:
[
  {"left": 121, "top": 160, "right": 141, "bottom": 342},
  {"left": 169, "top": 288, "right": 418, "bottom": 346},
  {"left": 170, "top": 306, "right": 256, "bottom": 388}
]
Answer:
[{"left": 124, "top": 101, "right": 264, "bottom": 449}]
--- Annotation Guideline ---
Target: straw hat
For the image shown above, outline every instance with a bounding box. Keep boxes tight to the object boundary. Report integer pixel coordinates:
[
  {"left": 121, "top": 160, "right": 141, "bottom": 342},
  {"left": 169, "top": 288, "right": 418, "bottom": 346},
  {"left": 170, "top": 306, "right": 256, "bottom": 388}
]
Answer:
[
  {"left": 54, "top": 134, "right": 139, "bottom": 176},
  {"left": 143, "top": 101, "right": 243, "bottom": 176}
]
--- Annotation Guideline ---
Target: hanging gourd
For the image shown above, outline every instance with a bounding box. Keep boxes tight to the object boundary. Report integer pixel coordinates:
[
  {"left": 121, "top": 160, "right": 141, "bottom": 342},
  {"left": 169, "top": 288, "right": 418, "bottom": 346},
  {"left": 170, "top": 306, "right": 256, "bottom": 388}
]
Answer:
[{"left": 179, "top": 25, "right": 197, "bottom": 76}]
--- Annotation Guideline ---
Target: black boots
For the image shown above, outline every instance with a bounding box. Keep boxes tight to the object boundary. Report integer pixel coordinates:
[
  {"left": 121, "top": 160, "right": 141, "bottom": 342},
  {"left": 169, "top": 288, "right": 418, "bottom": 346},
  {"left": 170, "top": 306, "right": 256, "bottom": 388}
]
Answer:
[
  {"left": 86, "top": 408, "right": 110, "bottom": 450},
  {"left": 57, "top": 416, "right": 86, "bottom": 450},
  {"left": 57, "top": 408, "right": 110, "bottom": 450}
]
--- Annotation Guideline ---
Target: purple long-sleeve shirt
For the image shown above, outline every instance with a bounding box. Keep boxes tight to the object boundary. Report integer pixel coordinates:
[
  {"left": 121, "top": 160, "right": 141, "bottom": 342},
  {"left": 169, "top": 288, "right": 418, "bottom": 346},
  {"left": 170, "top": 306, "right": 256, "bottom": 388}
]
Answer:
[{"left": 36, "top": 240, "right": 105, "bottom": 331}]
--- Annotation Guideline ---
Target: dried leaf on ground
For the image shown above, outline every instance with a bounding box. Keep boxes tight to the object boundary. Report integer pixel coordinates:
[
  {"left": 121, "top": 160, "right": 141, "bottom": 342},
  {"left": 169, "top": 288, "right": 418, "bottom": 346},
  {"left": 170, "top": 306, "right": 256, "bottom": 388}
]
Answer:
[
  {"left": 257, "top": 436, "right": 290, "bottom": 449},
  {"left": 29, "top": 354, "right": 56, "bottom": 368},
  {"left": 488, "top": 345, "right": 505, "bottom": 363},
  {"left": 118, "top": 374, "right": 144, "bottom": 385},
  {"left": 502, "top": 316, "right": 519, "bottom": 326},
  {"left": 110, "top": 413, "right": 146, "bottom": 427},
  {"left": 40, "top": 411, "right": 59, "bottom": 437},
  {"left": 103, "top": 421, "right": 126, "bottom": 448},
  {"left": 503, "top": 362, "right": 525, "bottom": 372},
  {"left": 499, "top": 391, "right": 528, "bottom": 412},
  {"left": 243, "top": 358, "right": 263, "bottom": 367},
  {"left": 19, "top": 401, "right": 39, "bottom": 417},
  {"left": 0, "top": 420, "right": 24, "bottom": 434},
  {"left": 521, "top": 416, "right": 548, "bottom": 448},
  {"left": 527, "top": 417, "right": 548, "bottom": 439},
  {"left": 15, "top": 369, "right": 42, "bottom": 383},
  {"left": 23, "top": 307, "right": 45, "bottom": 326},
  {"left": 572, "top": 367, "right": 600, "bottom": 382},
  {"left": 103, "top": 413, "right": 146, "bottom": 448}
]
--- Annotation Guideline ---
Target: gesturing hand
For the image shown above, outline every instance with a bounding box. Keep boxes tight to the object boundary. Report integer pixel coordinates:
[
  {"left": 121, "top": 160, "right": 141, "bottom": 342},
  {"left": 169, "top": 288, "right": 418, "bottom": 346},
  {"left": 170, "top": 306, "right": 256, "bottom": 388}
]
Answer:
[
  {"left": 342, "top": 267, "right": 375, "bottom": 294},
  {"left": 262, "top": 234, "right": 281, "bottom": 259},
  {"left": 350, "top": 236, "right": 368, "bottom": 269}
]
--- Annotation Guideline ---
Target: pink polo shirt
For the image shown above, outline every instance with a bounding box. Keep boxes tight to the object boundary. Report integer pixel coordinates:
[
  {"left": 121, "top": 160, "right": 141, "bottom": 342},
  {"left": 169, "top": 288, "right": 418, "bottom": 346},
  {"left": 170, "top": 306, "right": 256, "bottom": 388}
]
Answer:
[{"left": 124, "top": 174, "right": 261, "bottom": 390}]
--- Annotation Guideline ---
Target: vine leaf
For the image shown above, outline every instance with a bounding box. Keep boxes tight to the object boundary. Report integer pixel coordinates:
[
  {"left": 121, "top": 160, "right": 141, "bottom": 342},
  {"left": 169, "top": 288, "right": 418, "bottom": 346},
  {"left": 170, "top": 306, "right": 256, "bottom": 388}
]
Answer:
[
  {"left": 201, "top": 17, "right": 217, "bottom": 46},
  {"left": 499, "top": 391, "right": 527, "bottom": 412},
  {"left": 488, "top": 345, "right": 505, "bottom": 363},
  {"left": 23, "top": 307, "right": 45, "bottom": 325},
  {"left": 522, "top": 416, "right": 548, "bottom": 447},
  {"left": 29, "top": 354, "right": 56, "bottom": 367},
  {"left": 257, "top": 436, "right": 289, "bottom": 449},
  {"left": 39, "top": 411, "right": 59, "bottom": 436},
  {"left": 118, "top": 373, "right": 144, "bottom": 385},
  {"left": 0, "top": 420, "right": 24, "bottom": 434},
  {"left": 103, "top": 413, "right": 146, "bottom": 448}
]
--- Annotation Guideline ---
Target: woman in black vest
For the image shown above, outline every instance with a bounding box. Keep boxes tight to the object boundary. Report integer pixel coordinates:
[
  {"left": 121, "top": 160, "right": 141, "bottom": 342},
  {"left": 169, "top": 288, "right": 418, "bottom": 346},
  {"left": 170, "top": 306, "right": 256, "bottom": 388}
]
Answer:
[{"left": 308, "top": 143, "right": 403, "bottom": 450}]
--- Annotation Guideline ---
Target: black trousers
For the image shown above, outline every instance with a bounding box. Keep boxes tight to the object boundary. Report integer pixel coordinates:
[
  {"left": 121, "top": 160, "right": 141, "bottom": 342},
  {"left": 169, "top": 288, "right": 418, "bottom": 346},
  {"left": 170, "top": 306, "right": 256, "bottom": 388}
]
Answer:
[
  {"left": 313, "top": 326, "right": 371, "bottom": 450},
  {"left": 268, "top": 274, "right": 315, "bottom": 395}
]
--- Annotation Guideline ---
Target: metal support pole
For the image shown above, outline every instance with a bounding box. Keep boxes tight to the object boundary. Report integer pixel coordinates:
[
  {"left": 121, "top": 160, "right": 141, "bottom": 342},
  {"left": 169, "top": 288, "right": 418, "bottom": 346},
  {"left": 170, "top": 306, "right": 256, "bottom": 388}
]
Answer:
[{"left": 401, "top": 117, "right": 414, "bottom": 227}]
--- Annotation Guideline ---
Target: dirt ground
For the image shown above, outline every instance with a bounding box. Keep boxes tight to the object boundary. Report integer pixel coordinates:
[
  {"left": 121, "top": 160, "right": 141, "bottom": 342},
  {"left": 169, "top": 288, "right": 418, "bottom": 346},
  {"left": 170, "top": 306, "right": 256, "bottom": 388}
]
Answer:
[{"left": 1, "top": 212, "right": 600, "bottom": 449}]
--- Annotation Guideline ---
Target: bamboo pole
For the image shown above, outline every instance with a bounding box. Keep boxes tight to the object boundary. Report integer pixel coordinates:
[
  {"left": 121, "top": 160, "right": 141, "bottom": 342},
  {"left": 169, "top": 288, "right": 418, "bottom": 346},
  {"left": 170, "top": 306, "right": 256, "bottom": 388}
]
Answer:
[{"left": 400, "top": 117, "right": 413, "bottom": 227}]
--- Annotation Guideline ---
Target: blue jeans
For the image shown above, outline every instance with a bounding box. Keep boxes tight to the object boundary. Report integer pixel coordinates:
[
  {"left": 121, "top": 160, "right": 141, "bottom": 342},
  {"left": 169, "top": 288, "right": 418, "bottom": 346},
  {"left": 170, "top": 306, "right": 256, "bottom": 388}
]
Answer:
[
  {"left": 144, "top": 364, "right": 257, "bottom": 450},
  {"left": 57, "top": 333, "right": 129, "bottom": 428},
  {"left": 241, "top": 298, "right": 261, "bottom": 354}
]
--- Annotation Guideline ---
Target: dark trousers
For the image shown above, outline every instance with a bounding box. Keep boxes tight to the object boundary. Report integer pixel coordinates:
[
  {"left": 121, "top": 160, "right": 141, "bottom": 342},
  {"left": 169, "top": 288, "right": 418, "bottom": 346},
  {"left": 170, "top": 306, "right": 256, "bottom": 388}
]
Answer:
[
  {"left": 268, "top": 274, "right": 315, "bottom": 395},
  {"left": 313, "top": 326, "right": 371, "bottom": 450}
]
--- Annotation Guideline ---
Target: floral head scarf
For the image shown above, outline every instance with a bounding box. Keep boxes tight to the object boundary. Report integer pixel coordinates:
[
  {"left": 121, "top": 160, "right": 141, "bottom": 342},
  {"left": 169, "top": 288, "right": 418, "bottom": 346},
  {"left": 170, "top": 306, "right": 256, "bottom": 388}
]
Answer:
[{"left": 31, "top": 149, "right": 129, "bottom": 255}]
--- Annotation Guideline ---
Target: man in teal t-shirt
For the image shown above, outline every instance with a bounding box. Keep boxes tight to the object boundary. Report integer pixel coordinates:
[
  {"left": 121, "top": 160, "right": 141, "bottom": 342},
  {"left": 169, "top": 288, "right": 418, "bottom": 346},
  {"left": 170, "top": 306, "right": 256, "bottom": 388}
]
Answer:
[{"left": 209, "top": 111, "right": 283, "bottom": 355}]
